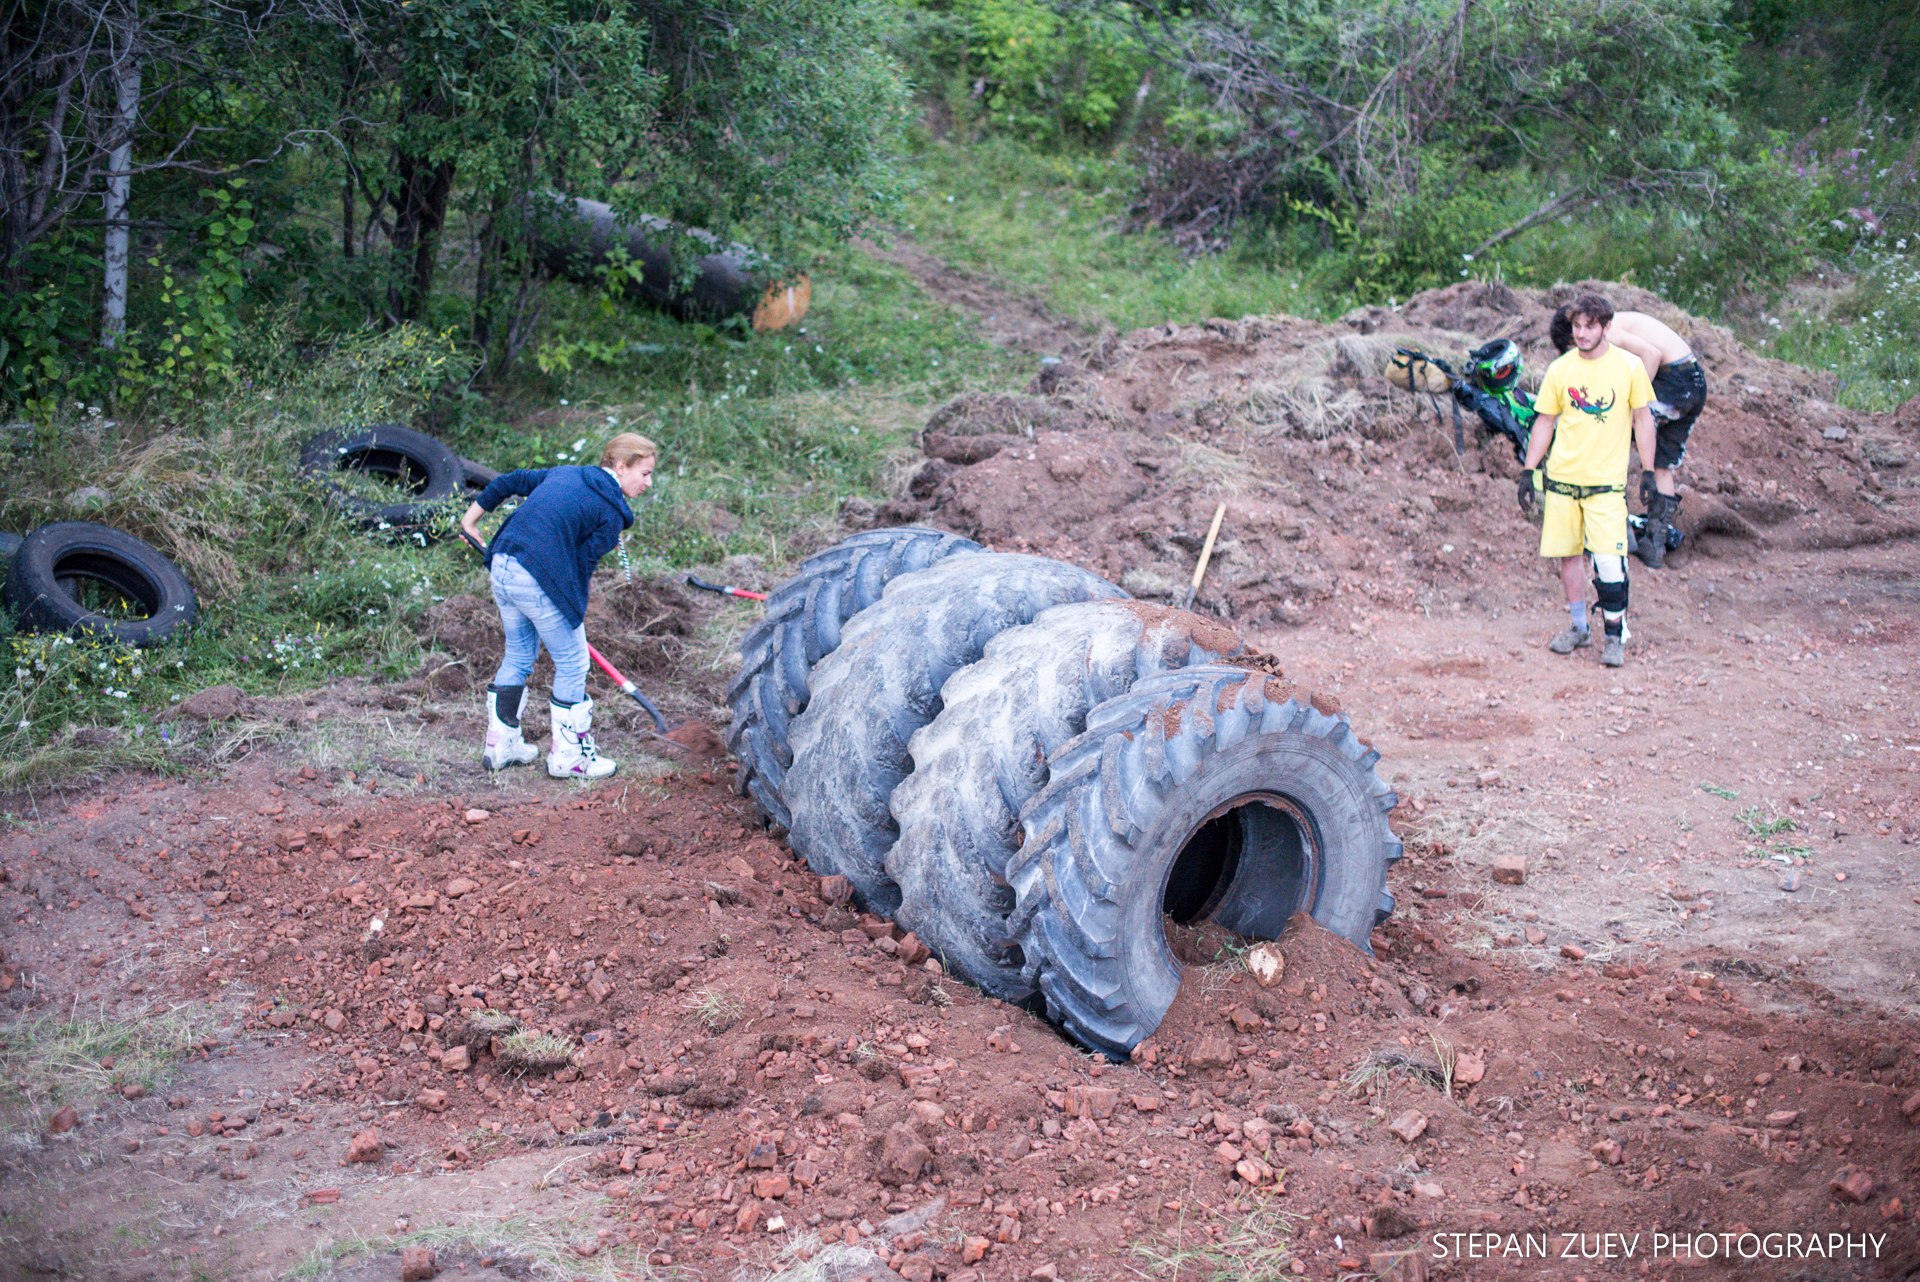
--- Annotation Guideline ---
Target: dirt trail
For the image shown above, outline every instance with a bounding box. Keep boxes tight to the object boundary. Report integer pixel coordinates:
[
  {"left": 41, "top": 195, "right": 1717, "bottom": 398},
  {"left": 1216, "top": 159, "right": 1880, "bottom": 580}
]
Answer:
[
  {"left": 859, "top": 235, "right": 1089, "bottom": 358},
  {"left": 2, "top": 266, "right": 1919, "bottom": 1282}
]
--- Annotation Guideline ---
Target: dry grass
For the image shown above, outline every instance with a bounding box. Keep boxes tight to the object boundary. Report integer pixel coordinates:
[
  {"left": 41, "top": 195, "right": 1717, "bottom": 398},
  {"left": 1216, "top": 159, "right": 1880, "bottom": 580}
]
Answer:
[
  {"left": 683, "top": 988, "right": 747, "bottom": 1034},
  {"left": 1407, "top": 791, "right": 1576, "bottom": 883},
  {"left": 1227, "top": 331, "right": 1425, "bottom": 440},
  {"left": 1172, "top": 439, "right": 1258, "bottom": 496},
  {"left": 747, "top": 1234, "right": 891, "bottom": 1282},
  {"left": 1344, "top": 1047, "right": 1450, "bottom": 1100},
  {"left": 1128, "top": 1197, "right": 1297, "bottom": 1282},
  {"left": 0, "top": 999, "right": 218, "bottom": 1122},
  {"left": 459, "top": 1009, "right": 521, "bottom": 1050},
  {"left": 497, "top": 1030, "right": 576, "bottom": 1076}
]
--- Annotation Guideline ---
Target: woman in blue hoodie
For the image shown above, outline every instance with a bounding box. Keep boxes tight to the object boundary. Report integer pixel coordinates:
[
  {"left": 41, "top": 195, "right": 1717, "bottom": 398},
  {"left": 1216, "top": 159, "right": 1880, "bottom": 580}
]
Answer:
[{"left": 458, "top": 432, "right": 656, "bottom": 779}]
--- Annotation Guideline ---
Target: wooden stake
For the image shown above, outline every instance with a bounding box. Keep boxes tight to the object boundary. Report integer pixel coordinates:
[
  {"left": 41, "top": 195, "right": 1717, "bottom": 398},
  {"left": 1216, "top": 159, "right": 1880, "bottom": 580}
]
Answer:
[{"left": 1181, "top": 503, "right": 1227, "bottom": 611}]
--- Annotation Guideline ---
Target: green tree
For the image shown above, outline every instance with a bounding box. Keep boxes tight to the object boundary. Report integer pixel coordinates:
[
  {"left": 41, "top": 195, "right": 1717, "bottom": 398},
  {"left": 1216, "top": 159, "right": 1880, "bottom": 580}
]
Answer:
[{"left": 1109, "top": 0, "right": 1755, "bottom": 278}]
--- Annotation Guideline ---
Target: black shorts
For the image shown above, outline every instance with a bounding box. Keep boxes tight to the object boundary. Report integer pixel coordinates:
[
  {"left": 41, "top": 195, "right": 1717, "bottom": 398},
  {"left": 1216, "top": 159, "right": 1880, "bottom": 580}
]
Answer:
[{"left": 1650, "top": 358, "right": 1706, "bottom": 469}]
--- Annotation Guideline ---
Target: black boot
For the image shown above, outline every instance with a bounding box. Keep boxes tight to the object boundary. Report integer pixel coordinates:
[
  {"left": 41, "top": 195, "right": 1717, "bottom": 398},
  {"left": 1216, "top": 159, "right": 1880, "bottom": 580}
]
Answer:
[{"left": 1640, "top": 492, "right": 1677, "bottom": 569}]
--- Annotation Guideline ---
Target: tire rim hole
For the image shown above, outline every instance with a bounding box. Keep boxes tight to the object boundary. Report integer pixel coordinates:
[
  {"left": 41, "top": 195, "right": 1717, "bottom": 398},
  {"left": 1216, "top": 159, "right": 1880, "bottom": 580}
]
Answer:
[
  {"left": 1164, "top": 809, "right": 1245, "bottom": 924},
  {"left": 52, "top": 556, "right": 159, "bottom": 621},
  {"left": 1164, "top": 794, "right": 1317, "bottom": 932},
  {"left": 336, "top": 448, "right": 433, "bottom": 497}
]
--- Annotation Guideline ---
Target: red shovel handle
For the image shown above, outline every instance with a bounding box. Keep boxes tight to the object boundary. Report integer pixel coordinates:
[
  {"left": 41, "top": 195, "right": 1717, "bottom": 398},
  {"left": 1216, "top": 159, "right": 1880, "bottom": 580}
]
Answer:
[{"left": 587, "top": 644, "right": 669, "bottom": 733}]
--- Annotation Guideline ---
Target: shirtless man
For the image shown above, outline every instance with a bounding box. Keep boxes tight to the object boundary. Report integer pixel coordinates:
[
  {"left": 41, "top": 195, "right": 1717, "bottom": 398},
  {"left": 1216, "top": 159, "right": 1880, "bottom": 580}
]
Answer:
[{"left": 1551, "top": 306, "right": 1705, "bottom": 567}]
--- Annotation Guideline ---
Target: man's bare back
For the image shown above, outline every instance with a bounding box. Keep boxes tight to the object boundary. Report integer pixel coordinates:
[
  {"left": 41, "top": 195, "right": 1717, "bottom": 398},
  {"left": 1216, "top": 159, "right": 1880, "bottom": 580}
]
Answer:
[{"left": 1607, "top": 311, "right": 1692, "bottom": 381}]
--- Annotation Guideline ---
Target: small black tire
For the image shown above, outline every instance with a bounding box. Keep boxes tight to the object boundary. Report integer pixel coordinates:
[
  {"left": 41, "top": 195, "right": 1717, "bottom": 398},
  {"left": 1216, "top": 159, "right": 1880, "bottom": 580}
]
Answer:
[
  {"left": 2, "top": 521, "right": 199, "bottom": 648},
  {"left": 1008, "top": 667, "right": 1401, "bottom": 1058},
  {"left": 460, "top": 457, "right": 501, "bottom": 496},
  {"left": 886, "top": 601, "right": 1244, "bottom": 1003},
  {"left": 725, "top": 526, "right": 986, "bottom": 830},
  {"left": 784, "top": 553, "right": 1125, "bottom": 915},
  {"left": 300, "top": 425, "right": 464, "bottom": 528}
]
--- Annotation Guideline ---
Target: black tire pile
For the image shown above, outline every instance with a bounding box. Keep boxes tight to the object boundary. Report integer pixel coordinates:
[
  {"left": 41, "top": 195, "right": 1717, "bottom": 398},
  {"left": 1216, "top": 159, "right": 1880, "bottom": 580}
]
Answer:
[{"left": 729, "top": 526, "right": 1402, "bottom": 1058}]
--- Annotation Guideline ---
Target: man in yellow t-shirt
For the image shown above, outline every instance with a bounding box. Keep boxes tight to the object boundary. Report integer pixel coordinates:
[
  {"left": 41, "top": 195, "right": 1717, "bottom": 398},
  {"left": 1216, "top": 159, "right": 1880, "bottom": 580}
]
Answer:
[{"left": 1518, "top": 291, "right": 1656, "bottom": 668}]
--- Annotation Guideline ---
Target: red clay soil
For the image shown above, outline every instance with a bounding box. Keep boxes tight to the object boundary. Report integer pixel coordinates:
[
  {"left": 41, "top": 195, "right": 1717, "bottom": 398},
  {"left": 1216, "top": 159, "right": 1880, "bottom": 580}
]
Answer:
[{"left": 3, "top": 757, "right": 1915, "bottom": 1281}]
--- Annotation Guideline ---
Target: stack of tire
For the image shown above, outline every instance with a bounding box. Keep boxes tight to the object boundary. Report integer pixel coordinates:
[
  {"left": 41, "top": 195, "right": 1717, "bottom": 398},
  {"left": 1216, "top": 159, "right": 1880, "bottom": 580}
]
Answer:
[
  {"left": 1, "top": 523, "right": 198, "bottom": 647},
  {"left": 299, "top": 424, "right": 498, "bottom": 531},
  {"left": 728, "top": 527, "right": 1402, "bottom": 1058}
]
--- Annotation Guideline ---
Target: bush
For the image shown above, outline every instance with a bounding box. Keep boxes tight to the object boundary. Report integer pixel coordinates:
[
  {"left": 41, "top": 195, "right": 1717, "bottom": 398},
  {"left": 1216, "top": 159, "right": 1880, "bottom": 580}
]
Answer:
[{"left": 897, "top": 0, "right": 1151, "bottom": 145}]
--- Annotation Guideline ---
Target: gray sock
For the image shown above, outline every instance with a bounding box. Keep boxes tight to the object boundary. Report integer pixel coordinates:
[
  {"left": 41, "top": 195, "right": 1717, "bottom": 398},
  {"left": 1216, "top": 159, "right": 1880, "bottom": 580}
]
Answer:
[{"left": 1569, "top": 602, "right": 1589, "bottom": 630}]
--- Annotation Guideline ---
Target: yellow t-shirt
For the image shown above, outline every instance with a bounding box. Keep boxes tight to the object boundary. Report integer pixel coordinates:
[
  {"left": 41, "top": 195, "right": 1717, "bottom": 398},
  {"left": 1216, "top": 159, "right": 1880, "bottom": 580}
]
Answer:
[{"left": 1534, "top": 345, "right": 1652, "bottom": 486}]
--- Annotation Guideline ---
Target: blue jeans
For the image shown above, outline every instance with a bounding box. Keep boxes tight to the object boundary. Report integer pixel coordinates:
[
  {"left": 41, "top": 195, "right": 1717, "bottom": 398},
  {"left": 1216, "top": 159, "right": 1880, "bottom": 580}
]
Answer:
[{"left": 490, "top": 554, "right": 588, "bottom": 704}]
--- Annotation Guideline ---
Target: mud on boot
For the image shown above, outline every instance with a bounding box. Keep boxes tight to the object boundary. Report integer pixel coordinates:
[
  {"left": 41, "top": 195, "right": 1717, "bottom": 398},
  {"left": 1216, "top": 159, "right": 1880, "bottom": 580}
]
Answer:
[
  {"left": 548, "top": 696, "right": 617, "bottom": 779},
  {"left": 483, "top": 684, "right": 540, "bottom": 771}
]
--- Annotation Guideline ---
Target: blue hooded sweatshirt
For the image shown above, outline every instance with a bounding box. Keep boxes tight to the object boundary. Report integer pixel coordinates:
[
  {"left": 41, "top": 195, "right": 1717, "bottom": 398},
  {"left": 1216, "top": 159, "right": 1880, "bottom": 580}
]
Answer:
[{"left": 474, "top": 466, "right": 634, "bottom": 629}]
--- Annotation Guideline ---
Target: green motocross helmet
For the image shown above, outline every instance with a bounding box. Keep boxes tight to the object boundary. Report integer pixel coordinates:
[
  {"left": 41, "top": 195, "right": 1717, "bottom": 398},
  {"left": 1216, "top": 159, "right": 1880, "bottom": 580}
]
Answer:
[{"left": 1468, "top": 338, "right": 1524, "bottom": 392}]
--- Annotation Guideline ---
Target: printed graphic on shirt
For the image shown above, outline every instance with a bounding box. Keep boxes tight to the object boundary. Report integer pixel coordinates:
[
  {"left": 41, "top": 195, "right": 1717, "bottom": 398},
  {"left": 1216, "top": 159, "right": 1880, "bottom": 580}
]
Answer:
[{"left": 1567, "top": 387, "right": 1615, "bottom": 418}]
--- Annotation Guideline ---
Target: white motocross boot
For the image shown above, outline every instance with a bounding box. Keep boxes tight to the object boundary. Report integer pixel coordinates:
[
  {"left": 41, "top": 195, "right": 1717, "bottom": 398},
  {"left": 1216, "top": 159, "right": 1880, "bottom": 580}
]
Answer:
[
  {"left": 482, "top": 684, "right": 539, "bottom": 770},
  {"left": 547, "top": 697, "right": 616, "bottom": 779}
]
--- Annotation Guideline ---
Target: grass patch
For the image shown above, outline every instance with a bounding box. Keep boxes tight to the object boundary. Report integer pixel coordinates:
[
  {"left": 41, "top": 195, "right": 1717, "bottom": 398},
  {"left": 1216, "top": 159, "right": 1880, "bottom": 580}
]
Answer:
[
  {"left": 458, "top": 1009, "right": 522, "bottom": 1050},
  {"left": 683, "top": 988, "right": 747, "bottom": 1034},
  {"left": 0, "top": 1000, "right": 217, "bottom": 1119},
  {"left": 1406, "top": 791, "right": 1576, "bottom": 883},
  {"left": 900, "top": 136, "right": 1329, "bottom": 331},
  {"left": 496, "top": 1031, "right": 576, "bottom": 1077},
  {"left": 1738, "top": 807, "right": 1798, "bottom": 838},
  {"left": 1754, "top": 241, "right": 1920, "bottom": 411},
  {"left": 1129, "top": 1198, "right": 1297, "bottom": 1282},
  {"left": 756, "top": 1235, "right": 891, "bottom": 1282},
  {"left": 1699, "top": 783, "right": 1739, "bottom": 800},
  {"left": 1345, "top": 1037, "right": 1456, "bottom": 1100}
]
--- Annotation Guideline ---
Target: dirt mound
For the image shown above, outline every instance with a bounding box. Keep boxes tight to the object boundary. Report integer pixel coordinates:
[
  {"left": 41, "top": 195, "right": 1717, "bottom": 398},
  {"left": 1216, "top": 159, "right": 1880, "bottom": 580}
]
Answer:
[
  {"left": 420, "top": 575, "right": 699, "bottom": 703},
  {"left": 866, "top": 283, "right": 1919, "bottom": 622}
]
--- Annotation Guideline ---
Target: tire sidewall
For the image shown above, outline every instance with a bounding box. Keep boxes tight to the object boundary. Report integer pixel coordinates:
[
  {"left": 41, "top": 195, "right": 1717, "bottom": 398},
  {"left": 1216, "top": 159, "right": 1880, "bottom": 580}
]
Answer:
[
  {"left": 3, "top": 521, "right": 199, "bottom": 647},
  {"left": 300, "top": 425, "right": 463, "bottom": 527},
  {"left": 1112, "top": 726, "right": 1391, "bottom": 1037}
]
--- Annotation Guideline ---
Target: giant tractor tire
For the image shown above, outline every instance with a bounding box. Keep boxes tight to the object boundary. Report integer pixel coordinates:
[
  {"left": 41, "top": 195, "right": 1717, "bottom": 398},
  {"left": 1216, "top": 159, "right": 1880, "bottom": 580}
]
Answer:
[
  {"left": 783, "top": 553, "right": 1124, "bottom": 916},
  {"left": 884, "top": 601, "right": 1244, "bottom": 1003},
  {"left": 1006, "top": 667, "right": 1402, "bottom": 1058},
  {"left": 726, "top": 526, "right": 985, "bottom": 831}
]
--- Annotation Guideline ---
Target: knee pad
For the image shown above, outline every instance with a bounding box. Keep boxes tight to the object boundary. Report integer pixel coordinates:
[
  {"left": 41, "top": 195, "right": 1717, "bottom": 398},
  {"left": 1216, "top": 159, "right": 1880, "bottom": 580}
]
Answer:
[{"left": 1591, "top": 554, "right": 1629, "bottom": 614}]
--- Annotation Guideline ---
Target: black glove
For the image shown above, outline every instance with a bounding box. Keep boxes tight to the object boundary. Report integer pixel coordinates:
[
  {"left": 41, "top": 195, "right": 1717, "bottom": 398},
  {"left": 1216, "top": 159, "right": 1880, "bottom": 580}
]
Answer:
[
  {"left": 1517, "top": 468, "right": 1541, "bottom": 516},
  {"left": 1639, "top": 471, "right": 1657, "bottom": 507}
]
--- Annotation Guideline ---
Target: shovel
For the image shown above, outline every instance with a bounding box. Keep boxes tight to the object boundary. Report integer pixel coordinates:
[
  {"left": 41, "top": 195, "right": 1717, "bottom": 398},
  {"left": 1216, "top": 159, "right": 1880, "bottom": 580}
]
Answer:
[
  {"left": 1181, "top": 503, "right": 1227, "bottom": 611},
  {"left": 684, "top": 573, "right": 768, "bottom": 602}
]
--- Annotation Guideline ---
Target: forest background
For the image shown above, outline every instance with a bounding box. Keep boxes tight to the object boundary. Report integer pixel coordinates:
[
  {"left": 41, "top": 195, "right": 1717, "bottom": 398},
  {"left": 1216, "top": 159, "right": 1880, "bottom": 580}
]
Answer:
[{"left": 0, "top": 0, "right": 1914, "bottom": 785}]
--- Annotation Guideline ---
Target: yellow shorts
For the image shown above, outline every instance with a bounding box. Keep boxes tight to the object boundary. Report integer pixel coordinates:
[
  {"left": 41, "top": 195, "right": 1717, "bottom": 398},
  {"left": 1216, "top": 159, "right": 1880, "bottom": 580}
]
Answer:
[{"left": 1539, "top": 487, "right": 1628, "bottom": 559}]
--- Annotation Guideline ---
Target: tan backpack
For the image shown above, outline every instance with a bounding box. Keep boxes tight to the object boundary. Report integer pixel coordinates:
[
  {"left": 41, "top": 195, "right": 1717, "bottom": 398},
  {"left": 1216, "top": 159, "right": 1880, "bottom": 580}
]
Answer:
[{"left": 1384, "top": 347, "right": 1453, "bottom": 394}]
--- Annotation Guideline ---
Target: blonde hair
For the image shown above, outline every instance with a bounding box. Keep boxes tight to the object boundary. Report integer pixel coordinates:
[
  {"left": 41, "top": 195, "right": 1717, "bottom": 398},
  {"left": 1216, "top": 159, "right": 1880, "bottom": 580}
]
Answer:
[{"left": 601, "top": 432, "right": 657, "bottom": 469}]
